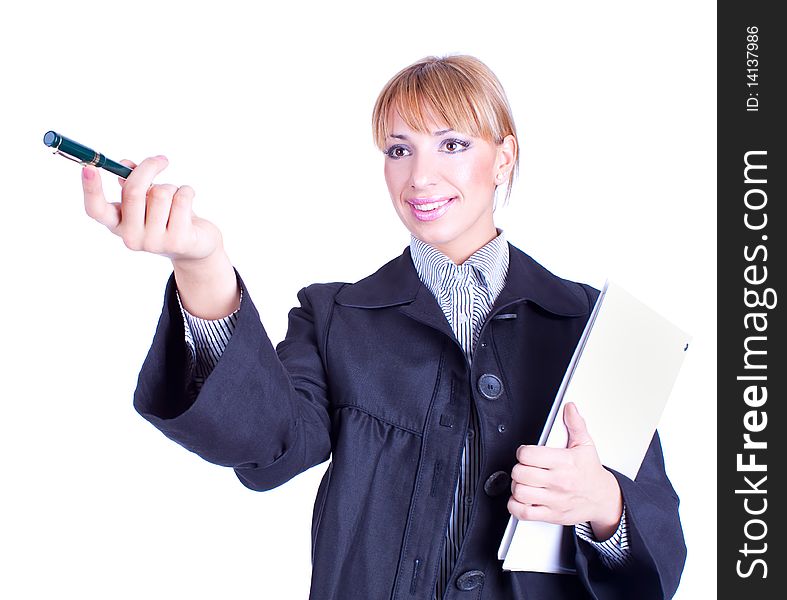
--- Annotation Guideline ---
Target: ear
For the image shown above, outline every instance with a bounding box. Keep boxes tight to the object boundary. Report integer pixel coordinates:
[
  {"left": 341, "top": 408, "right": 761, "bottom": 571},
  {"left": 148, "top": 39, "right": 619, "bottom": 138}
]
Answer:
[{"left": 494, "top": 134, "right": 517, "bottom": 184}]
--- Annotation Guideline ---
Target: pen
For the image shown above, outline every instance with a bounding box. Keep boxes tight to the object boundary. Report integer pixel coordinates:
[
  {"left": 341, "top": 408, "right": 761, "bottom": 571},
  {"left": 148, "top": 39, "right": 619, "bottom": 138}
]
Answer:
[{"left": 43, "top": 131, "right": 133, "bottom": 179}]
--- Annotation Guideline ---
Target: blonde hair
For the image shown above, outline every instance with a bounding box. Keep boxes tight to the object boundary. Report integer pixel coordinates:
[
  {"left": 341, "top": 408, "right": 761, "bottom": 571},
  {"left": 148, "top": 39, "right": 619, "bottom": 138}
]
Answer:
[{"left": 372, "top": 54, "right": 519, "bottom": 205}]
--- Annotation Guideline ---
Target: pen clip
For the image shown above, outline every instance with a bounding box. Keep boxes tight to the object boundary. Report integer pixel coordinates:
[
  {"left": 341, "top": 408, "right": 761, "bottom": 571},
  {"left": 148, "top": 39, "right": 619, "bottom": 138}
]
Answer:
[{"left": 52, "top": 148, "right": 88, "bottom": 166}]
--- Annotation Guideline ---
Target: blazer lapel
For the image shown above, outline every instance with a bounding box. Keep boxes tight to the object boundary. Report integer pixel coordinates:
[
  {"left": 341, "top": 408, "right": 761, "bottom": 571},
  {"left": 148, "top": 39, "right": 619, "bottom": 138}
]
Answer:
[
  {"left": 334, "top": 246, "right": 458, "bottom": 343},
  {"left": 333, "top": 241, "right": 593, "bottom": 343},
  {"left": 490, "top": 243, "right": 592, "bottom": 318}
]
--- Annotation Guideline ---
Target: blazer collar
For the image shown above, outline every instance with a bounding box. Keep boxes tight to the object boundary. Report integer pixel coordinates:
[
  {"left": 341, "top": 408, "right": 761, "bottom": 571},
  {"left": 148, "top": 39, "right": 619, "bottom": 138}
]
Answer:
[{"left": 334, "top": 242, "right": 591, "bottom": 318}]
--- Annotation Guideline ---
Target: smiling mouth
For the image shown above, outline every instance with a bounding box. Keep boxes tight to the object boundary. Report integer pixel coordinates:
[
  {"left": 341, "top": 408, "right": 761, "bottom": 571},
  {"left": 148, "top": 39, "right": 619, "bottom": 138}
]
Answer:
[{"left": 410, "top": 197, "right": 456, "bottom": 212}]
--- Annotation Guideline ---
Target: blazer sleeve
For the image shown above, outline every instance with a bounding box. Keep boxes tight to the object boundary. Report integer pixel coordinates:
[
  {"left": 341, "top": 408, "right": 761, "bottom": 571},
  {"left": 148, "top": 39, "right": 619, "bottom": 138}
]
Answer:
[
  {"left": 133, "top": 268, "right": 335, "bottom": 492},
  {"left": 574, "top": 431, "right": 687, "bottom": 600}
]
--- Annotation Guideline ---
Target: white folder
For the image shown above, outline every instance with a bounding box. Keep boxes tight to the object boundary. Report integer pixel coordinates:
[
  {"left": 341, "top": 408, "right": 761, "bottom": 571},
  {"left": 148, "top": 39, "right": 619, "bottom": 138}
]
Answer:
[{"left": 497, "top": 280, "right": 691, "bottom": 573}]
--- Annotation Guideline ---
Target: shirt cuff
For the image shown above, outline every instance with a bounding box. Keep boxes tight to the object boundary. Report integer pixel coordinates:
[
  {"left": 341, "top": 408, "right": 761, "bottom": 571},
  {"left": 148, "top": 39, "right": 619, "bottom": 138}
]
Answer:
[
  {"left": 175, "top": 287, "right": 242, "bottom": 384},
  {"left": 574, "top": 504, "right": 631, "bottom": 569}
]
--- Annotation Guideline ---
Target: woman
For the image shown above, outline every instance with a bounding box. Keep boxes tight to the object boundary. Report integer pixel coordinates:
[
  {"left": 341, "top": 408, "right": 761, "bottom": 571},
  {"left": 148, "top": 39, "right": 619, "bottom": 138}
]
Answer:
[{"left": 82, "top": 55, "right": 685, "bottom": 599}]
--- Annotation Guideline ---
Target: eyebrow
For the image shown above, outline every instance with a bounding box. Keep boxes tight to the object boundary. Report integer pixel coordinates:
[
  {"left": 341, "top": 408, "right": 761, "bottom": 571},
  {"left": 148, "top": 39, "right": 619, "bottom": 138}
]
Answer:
[{"left": 388, "top": 128, "right": 454, "bottom": 140}]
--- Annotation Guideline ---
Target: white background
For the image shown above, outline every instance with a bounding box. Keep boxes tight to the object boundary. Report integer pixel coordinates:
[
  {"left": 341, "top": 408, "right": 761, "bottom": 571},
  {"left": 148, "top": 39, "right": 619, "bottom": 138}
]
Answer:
[{"left": 1, "top": 1, "right": 716, "bottom": 598}]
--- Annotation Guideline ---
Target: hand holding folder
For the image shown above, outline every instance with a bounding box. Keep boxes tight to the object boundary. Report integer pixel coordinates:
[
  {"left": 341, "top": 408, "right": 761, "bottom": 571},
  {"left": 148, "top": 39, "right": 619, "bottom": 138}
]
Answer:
[
  {"left": 498, "top": 280, "right": 691, "bottom": 573},
  {"left": 508, "top": 402, "right": 625, "bottom": 540}
]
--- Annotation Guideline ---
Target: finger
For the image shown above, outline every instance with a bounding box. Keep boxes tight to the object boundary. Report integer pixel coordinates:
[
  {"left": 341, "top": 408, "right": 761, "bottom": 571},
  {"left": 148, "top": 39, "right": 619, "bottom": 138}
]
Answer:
[
  {"left": 117, "top": 159, "right": 138, "bottom": 188},
  {"left": 82, "top": 166, "right": 120, "bottom": 231},
  {"left": 145, "top": 184, "right": 179, "bottom": 237},
  {"left": 564, "top": 402, "right": 593, "bottom": 448},
  {"left": 120, "top": 155, "right": 169, "bottom": 238},
  {"left": 511, "top": 482, "right": 552, "bottom": 506},
  {"left": 507, "top": 497, "right": 553, "bottom": 523},
  {"left": 516, "top": 444, "right": 569, "bottom": 469},
  {"left": 166, "top": 185, "right": 196, "bottom": 250},
  {"left": 511, "top": 463, "right": 551, "bottom": 488},
  {"left": 168, "top": 185, "right": 195, "bottom": 230}
]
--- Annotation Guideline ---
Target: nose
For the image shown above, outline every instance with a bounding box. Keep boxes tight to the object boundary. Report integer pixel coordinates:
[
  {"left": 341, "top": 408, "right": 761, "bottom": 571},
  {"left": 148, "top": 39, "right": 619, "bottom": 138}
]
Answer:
[{"left": 409, "top": 151, "right": 438, "bottom": 190}]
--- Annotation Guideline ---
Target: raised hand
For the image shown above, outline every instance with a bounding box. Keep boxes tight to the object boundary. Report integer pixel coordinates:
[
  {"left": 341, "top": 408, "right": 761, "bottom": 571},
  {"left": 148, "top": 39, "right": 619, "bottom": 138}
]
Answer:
[
  {"left": 82, "top": 155, "right": 239, "bottom": 319},
  {"left": 82, "top": 155, "right": 222, "bottom": 263}
]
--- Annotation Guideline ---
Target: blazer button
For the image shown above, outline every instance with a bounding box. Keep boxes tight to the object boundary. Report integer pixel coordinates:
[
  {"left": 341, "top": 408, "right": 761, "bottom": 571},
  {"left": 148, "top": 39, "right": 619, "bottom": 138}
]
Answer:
[
  {"left": 477, "top": 374, "right": 503, "bottom": 399},
  {"left": 456, "top": 570, "right": 485, "bottom": 591},
  {"left": 483, "top": 470, "right": 511, "bottom": 497}
]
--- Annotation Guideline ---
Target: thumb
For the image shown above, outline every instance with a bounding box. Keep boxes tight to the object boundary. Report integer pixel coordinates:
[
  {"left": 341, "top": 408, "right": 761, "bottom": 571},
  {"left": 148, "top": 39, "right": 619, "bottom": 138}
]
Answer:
[{"left": 564, "top": 402, "right": 593, "bottom": 448}]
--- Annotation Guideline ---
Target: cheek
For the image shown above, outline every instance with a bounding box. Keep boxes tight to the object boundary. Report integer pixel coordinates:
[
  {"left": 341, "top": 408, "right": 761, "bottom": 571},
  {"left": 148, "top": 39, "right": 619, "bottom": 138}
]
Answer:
[
  {"left": 452, "top": 156, "right": 495, "bottom": 191},
  {"left": 384, "top": 162, "right": 406, "bottom": 196}
]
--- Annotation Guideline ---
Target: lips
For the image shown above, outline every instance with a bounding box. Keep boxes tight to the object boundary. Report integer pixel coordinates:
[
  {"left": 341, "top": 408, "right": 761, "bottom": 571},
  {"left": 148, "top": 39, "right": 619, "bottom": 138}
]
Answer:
[{"left": 407, "top": 196, "right": 456, "bottom": 222}]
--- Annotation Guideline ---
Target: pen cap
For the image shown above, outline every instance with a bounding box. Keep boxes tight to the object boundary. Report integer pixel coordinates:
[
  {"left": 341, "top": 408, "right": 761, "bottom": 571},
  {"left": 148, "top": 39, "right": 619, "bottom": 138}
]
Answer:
[
  {"left": 42, "top": 131, "right": 100, "bottom": 165},
  {"left": 43, "top": 131, "right": 61, "bottom": 147}
]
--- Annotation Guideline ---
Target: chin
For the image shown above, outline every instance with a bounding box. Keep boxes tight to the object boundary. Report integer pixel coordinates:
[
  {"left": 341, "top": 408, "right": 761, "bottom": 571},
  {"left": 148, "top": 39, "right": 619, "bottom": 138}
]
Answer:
[{"left": 414, "top": 227, "right": 460, "bottom": 248}]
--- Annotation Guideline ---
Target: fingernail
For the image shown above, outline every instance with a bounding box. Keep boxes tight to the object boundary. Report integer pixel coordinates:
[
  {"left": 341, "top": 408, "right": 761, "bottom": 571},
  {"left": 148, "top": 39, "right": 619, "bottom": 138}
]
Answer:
[
  {"left": 156, "top": 155, "right": 168, "bottom": 161},
  {"left": 82, "top": 167, "right": 93, "bottom": 180}
]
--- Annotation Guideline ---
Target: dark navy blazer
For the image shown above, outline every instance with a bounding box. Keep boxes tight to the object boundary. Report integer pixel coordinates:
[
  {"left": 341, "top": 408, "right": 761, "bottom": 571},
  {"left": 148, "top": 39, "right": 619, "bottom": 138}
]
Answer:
[{"left": 134, "top": 242, "right": 686, "bottom": 599}]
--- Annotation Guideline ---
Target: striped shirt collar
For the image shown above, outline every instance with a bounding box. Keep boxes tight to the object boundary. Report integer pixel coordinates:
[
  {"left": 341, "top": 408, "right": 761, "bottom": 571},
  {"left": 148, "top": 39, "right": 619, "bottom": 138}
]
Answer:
[{"left": 409, "top": 228, "right": 509, "bottom": 299}]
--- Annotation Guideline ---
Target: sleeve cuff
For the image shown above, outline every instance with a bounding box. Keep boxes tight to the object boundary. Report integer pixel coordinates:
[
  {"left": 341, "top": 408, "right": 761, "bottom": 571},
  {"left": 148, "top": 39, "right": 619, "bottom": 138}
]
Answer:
[
  {"left": 574, "top": 504, "right": 631, "bottom": 569},
  {"left": 175, "top": 287, "right": 243, "bottom": 390}
]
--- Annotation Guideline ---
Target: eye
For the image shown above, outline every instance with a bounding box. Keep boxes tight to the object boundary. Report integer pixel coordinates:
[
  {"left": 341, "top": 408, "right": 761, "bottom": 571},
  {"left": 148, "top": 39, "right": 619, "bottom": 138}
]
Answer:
[
  {"left": 385, "top": 145, "right": 411, "bottom": 159},
  {"left": 441, "top": 138, "right": 470, "bottom": 153}
]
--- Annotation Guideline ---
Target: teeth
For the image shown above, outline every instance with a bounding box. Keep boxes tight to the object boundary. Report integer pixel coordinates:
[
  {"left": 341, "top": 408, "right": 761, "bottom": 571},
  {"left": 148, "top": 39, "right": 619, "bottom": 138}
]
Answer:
[{"left": 413, "top": 199, "right": 450, "bottom": 211}]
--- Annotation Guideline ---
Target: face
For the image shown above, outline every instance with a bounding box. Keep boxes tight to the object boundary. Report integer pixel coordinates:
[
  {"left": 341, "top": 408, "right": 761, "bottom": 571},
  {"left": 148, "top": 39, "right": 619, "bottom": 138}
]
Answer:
[{"left": 383, "top": 110, "right": 510, "bottom": 265}]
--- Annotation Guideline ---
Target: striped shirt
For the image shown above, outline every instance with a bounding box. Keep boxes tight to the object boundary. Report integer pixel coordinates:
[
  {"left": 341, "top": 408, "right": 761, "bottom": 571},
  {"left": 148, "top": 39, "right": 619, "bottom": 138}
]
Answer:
[
  {"left": 175, "top": 229, "right": 630, "bottom": 596},
  {"left": 408, "top": 230, "right": 507, "bottom": 598}
]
